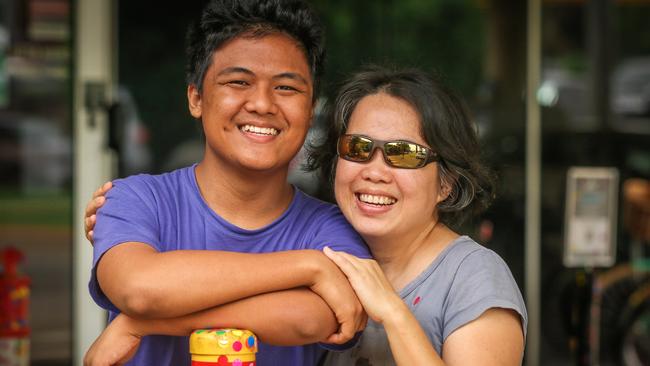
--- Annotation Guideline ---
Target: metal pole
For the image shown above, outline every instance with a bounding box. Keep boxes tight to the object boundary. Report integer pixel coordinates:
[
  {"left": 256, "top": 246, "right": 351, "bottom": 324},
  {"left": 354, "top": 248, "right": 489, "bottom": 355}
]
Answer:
[{"left": 525, "top": 0, "right": 541, "bottom": 365}]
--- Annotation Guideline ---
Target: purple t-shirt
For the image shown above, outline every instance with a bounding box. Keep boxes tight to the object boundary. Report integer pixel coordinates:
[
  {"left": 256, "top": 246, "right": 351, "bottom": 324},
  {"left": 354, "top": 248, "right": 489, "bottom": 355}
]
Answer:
[{"left": 89, "top": 165, "right": 370, "bottom": 366}]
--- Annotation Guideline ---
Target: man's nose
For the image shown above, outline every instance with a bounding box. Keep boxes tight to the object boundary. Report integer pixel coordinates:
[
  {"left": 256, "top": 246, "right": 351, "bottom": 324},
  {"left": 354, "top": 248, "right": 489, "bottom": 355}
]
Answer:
[{"left": 244, "top": 86, "right": 278, "bottom": 115}]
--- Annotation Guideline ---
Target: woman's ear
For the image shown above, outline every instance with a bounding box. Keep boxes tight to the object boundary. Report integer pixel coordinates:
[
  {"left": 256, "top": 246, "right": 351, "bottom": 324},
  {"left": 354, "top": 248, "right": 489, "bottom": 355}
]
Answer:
[
  {"left": 436, "top": 172, "right": 455, "bottom": 205},
  {"left": 187, "top": 84, "right": 202, "bottom": 118}
]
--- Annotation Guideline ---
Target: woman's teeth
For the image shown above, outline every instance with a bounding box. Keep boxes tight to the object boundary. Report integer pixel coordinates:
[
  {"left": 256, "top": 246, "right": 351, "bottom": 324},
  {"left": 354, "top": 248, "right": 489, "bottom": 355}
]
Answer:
[
  {"left": 358, "top": 193, "right": 396, "bottom": 205},
  {"left": 241, "top": 125, "right": 279, "bottom": 136}
]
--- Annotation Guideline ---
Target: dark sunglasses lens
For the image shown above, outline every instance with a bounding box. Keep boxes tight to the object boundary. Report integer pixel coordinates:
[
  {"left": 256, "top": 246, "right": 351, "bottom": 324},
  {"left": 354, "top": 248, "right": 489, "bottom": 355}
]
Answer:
[
  {"left": 384, "top": 142, "right": 429, "bottom": 168},
  {"left": 340, "top": 135, "right": 373, "bottom": 161}
]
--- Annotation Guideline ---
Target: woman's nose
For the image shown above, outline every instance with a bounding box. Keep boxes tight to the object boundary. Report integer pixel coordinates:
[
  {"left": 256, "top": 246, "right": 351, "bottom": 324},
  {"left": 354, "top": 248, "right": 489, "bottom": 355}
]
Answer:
[{"left": 360, "top": 148, "right": 393, "bottom": 183}]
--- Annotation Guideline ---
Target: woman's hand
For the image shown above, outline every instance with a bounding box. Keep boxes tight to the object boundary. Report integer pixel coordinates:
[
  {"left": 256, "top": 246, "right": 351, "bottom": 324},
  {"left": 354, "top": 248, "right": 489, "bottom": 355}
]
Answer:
[
  {"left": 85, "top": 181, "right": 112, "bottom": 244},
  {"left": 307, "top": 250, "right": 368, "bottom": 344},
  {"left": 83, "top": 314, "right": 142, "bottom": 366},
  {"left": 323, "top": 247, "right": 404, "bottom": 324}
]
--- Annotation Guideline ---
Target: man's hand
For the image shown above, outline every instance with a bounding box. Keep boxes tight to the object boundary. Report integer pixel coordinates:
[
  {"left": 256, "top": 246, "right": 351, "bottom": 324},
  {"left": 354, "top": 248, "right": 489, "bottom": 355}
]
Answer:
[
  {"left": 310, "top": 251, "right": 368, "bottom": 344},
  {"left": 85, "top": 181, "right": 112, "bottom": 244},
  {"left": 84, "top": 314, "right": 142, "bottom": 366}
]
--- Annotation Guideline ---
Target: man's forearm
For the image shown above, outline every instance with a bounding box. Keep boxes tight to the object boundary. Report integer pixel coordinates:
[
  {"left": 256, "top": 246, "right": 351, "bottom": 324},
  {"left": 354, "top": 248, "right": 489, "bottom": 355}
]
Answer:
[
  {"left": 98, "top": 243, "right": 334, "bottom": 318},
  {"left": 124, "top": 288, "right": 338, "bottom": 345}
]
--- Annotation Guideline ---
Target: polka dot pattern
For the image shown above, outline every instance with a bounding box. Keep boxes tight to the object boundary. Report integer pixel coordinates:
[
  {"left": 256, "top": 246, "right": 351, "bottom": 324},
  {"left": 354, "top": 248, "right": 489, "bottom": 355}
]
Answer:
[
  {"left": 232, "top": 341, "right": 242, "bottom": 352},
  {"left": 190, "top": 328, "right": 258, "bottom": 365}
]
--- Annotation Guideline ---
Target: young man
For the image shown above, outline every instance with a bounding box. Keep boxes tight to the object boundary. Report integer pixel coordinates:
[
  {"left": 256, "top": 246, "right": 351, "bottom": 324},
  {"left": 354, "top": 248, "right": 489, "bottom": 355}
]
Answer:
[{"left": 84, "top": 1, "right": 370, "bottom": 365}]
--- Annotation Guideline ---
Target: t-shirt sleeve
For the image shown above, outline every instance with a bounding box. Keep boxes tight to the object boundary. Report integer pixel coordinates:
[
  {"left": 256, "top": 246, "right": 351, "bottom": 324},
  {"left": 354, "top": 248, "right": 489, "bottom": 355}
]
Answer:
[
  {"left": 318, "top": 332, "right": 363, "bottom": 352},
  {"left": 88, "top": 176, "right": 161, "bottom": 312},
  {"left": 442, "top": 249, "right": 528, "bottom": 341},
  {"left": 307, "top": 205, "right": 371, "bottom": 259}
]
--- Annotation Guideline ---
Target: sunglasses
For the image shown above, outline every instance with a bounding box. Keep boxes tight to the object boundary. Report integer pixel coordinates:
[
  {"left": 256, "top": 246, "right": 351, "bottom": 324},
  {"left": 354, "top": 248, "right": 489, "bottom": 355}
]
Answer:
[{"left": 337, "top": 134, "right": 439, "bottom": 169}]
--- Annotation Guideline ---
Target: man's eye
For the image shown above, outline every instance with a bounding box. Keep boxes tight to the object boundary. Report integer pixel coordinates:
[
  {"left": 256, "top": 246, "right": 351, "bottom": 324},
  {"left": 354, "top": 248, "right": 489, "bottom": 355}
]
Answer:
[
  {"left": 277, "top": 85, "right": 299, "bottom": 92},
  {"left": 227, "top": 80, "right": 249, "bottom": 86}
]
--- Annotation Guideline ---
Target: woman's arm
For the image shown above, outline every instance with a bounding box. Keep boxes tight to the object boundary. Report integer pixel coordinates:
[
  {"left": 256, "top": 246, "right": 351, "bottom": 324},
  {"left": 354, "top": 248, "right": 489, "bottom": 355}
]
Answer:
[
  {"left": 383, "top": 304, "right": 523, "bottom": 366},
  {"left": 440, "top": 308, "right": 524, "bottom": 365},
  {"left": 84, "top": 181, "right": 112, "bottom": 243},
  {"left": 323, "top": 247, "right": 524, "bottom": 366}
]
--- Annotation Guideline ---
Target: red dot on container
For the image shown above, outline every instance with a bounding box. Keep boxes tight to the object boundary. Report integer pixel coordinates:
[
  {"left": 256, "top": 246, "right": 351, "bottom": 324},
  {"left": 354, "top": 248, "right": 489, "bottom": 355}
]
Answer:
[
  {"left": 413, "top": 296, "right": 421, "bottom": 306},
  {"left": 233, "top": 341, "right": 243, "bottom": 352},
  {"left": 217, "top": 355, "right": 229, "bottom": 365}
]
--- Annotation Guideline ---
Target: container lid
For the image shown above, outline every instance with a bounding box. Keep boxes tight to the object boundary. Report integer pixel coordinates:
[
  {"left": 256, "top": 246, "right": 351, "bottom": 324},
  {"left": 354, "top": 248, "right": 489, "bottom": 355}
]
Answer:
[{"left": 190, "top": 328, "right": 257, "bottom": 356}]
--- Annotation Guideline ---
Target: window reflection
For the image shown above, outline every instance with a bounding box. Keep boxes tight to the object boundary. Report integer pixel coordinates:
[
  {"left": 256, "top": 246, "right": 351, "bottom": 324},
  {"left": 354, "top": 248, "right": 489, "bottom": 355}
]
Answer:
[
  {"left": 540, "top": 1, "right": 650, "bottom": 365},
  {"left": 0, "top": 0, "right": 72, "bottom": 364}
]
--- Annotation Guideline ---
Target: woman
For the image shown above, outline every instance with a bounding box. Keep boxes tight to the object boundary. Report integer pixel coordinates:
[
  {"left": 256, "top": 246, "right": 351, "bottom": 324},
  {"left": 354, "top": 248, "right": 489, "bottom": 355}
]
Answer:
[
  {"left": 85, "top": 66, "right": 526, "bottom": 365},
  {"left": 312, "top": 66, "right": 526, "bottom": 365}
]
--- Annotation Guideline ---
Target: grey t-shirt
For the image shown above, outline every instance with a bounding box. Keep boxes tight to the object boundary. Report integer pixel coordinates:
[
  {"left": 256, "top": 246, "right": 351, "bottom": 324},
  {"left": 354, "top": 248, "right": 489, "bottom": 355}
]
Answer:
[{"left": 323, "top": 236, "right": 527, "bottom": 366}]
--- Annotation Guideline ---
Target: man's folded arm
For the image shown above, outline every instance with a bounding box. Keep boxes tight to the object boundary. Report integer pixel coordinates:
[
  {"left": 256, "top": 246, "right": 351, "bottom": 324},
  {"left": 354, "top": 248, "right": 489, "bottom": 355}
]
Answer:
[
  {"left": 96, "top": 242, "right": 337, "bottom": 319},
  {"left": 122, "top": 287, "right": 338, "bottom": 345}
]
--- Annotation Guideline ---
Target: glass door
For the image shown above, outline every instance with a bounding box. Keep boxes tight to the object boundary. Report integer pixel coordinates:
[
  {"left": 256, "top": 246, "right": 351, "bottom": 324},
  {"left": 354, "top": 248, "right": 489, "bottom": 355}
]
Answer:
[
  {"left": 0, "top": 1, "right": 116, "bottom": 364},
  {"left": 0, "top": 0, "right": 73, "bottom": 364},
  {"left": 538, "top": 1, "right": 650, "bottom": 365}
]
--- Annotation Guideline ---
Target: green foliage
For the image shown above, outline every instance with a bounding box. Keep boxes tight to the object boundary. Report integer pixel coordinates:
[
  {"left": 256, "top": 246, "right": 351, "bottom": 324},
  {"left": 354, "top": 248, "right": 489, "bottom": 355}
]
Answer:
[
  {"left": 119, "top": 1, "right": 488, "bottom": 172},
  {"left": 311, "top": 0, "right": 486, "bottom": 97},
  {"left": 616, "top": 5, "right": 650, "bottom": 58},
  {"left": 0, "top": 190, "right": 71, "bottom": 226}
]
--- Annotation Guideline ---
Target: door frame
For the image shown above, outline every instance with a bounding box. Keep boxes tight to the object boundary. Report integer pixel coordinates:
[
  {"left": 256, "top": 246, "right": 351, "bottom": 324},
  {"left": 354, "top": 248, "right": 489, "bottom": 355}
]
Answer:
[{"left": 72, "top": 0, "right": 117, "bottom": 364}]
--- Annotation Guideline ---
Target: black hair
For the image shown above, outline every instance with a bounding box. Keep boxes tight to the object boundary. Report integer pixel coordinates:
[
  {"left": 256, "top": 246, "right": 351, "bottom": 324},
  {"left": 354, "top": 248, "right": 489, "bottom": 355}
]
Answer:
[
  {"left": 307, "top": 65, "right": 496, "bottom": 226},
  {"left": 185, "top": 0, "right": 325, "bottom": 101}
]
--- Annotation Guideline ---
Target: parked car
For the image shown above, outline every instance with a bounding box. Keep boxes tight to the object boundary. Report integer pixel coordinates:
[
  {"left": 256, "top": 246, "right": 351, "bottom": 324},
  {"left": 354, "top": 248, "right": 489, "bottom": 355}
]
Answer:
[{"left": 0, "top": 113, "right": 71, "bottom": 192}]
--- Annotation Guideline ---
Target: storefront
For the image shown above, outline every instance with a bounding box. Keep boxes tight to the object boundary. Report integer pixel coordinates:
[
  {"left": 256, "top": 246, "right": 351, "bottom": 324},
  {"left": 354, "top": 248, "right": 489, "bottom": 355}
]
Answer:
[
  {"left": 0, "top": 0, "right": 648, "bottom": 365},
  {"left": 0, "top": 0, "right": 113, "bottom": 364}
]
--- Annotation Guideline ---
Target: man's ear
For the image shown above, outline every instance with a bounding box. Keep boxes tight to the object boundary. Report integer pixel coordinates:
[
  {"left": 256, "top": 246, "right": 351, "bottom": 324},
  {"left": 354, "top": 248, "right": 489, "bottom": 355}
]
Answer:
[
  {"left": 309, "top": 97, "right": 321, "bottom": 128},
  {"left": 308, "top": 106, "right": 315, "bottom": 128},
  {"left": 187, "top": 84, "right": 202, "bottom": 118}
]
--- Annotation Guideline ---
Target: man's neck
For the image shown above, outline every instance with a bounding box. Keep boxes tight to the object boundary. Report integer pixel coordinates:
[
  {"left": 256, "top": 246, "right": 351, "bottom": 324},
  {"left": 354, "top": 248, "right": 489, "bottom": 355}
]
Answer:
[{"left": 195, "top": 159, "right": 295, "bottom": 230}]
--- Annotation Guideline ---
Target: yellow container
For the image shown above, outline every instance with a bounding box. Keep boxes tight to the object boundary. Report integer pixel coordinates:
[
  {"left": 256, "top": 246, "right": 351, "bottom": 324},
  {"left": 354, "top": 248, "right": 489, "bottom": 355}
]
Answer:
[{"left": 189, "top": 328, "right": 257, "bottom": 366}]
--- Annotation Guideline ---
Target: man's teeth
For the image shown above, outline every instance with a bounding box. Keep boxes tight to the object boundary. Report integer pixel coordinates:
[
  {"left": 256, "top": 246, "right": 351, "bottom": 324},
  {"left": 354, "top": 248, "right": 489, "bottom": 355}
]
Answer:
[
  {"left": 241, "top": 125, "right": 278, "bottom": 136},
  {"left": 359, "top": 194, "right": 396, "bottom": 205}
]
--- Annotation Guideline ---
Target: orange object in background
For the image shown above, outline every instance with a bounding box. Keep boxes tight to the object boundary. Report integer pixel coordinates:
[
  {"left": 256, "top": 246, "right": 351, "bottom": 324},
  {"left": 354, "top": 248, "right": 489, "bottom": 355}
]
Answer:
[
  {"left": 190, "top": 328, "right": 257, "bottom": 366},
  {"left": 623, "top": 178, "right": 650, "bottom": 242},
  {"left": 0, "top": 247, "right": 30, "bottom": 366}
]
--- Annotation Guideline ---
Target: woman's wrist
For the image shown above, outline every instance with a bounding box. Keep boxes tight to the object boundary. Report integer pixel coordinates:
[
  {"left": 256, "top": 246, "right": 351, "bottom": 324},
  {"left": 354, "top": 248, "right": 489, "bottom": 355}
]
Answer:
[{"left": 379, "top": 298, "right": 414, "bottom": 329}]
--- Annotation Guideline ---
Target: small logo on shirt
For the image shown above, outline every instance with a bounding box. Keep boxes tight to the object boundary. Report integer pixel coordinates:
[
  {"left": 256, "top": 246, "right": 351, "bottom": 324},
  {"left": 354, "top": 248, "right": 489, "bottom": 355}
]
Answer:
[{"left": 413, "top": 296, "right": 422, "bottom": 306}]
